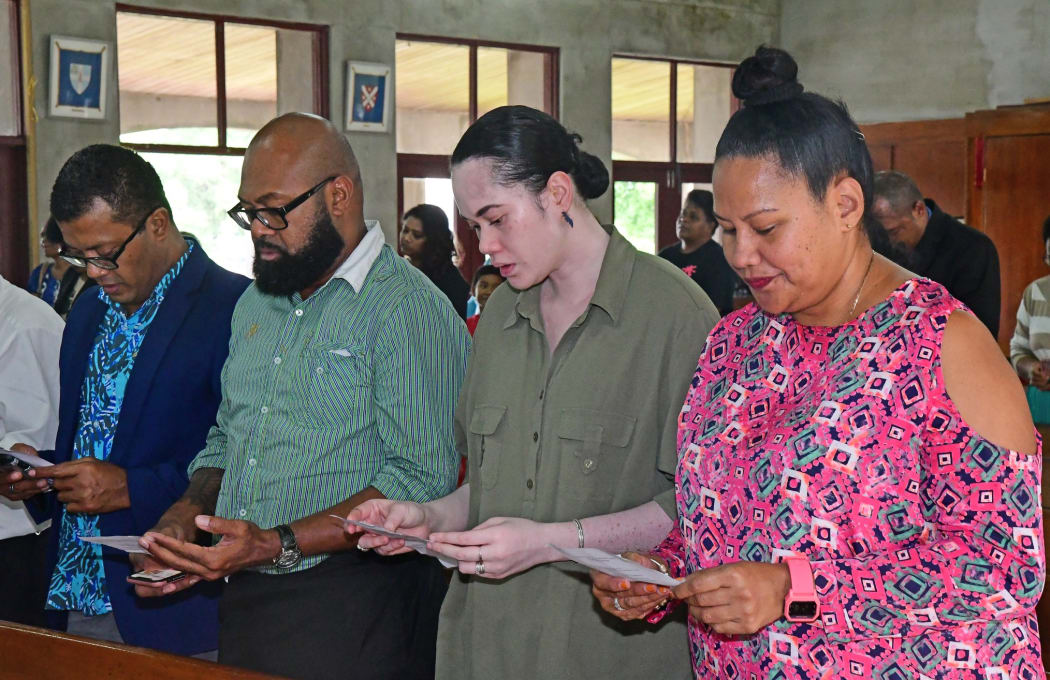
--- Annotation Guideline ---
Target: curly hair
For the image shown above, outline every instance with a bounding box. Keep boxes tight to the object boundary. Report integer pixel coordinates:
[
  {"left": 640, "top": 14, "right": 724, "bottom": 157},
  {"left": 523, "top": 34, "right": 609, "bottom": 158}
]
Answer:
[
  {"left": 50, "top": 144, "right": 172, "bottom": 225},
  {"left": 403, "top": 204, "right": 456, "bottom": 278}
]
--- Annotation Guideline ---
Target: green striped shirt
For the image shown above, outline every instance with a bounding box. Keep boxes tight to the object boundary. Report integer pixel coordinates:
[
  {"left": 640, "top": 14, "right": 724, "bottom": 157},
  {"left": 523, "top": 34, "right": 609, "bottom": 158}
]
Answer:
[{"left": 189, "top": 223, "right": 470, "bottom": 573}]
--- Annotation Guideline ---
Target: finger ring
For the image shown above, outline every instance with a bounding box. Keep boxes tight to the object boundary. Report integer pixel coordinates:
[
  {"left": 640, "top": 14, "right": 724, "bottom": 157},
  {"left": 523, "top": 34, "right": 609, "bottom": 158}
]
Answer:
[
  {"left": 7, "top": 484, "right": 13, "bottom": 495},
  {"left": 474, "top": 559, "right": 485, "bottom": 576},
  {"left": 357, "top": 543, "right": 368, "bottom": 551},
  {"left": 613, "top": 597, "right": 625, "bottom": 611}
]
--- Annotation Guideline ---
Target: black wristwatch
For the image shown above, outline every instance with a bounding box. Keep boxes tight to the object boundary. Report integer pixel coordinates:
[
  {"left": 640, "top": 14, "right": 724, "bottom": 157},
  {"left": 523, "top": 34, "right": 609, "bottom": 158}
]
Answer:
[{"left": 272, "top": 524, "right": 302, "bottom": 569}]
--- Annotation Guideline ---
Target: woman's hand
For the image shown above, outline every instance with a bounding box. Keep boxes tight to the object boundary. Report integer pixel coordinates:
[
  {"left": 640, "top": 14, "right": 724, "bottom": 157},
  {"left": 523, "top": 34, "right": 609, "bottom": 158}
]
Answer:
[
  {"left": 428, "top": 516, "right": 562, "bottom": 579},
  {"left": 590, "top": 551, "right": 672, "bottom": 620},
  {"left": 671, "top": 561, "right": 790, "bottom": 635},
  {"left": 345, "top": 499, "right": 430, "bottom": 555}
]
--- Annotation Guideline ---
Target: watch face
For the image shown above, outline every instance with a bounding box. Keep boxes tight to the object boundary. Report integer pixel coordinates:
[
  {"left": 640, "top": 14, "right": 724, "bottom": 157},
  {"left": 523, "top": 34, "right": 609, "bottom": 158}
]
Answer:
[
  {"left": 274, "top": 549, "right": 302, "bottom": 569},
  {"left": 788, "top": 600, "right": 818, "bottom": 620}
]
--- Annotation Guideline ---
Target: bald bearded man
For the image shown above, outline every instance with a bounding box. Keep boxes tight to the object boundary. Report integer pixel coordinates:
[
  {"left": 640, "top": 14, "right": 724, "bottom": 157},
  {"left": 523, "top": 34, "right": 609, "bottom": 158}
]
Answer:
[{"left": 133, "top": 114, "right": 470, "bottom": 680}]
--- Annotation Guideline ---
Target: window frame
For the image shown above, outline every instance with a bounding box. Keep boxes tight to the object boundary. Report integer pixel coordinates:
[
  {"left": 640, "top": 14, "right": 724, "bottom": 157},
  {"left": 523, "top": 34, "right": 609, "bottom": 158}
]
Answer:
[
  {"left": 115, "top": 3, "right": 329, "bottom": 157},
  {"left": 611, "top": 54, "right": 737, "bottom": 251},
  {"left": 395, "top": 33, "right": 560, "bottom": 280}
]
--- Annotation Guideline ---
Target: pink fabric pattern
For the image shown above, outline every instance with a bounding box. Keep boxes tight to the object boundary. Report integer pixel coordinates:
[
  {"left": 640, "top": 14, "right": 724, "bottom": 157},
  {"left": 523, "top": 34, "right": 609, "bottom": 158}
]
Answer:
[{"left": 654, "top": 279, "right": 1046, "bottom": 679}]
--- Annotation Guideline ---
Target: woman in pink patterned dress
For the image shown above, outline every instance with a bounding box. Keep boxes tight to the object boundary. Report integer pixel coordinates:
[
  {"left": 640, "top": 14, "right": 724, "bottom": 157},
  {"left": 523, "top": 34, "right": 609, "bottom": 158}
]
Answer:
[{"left": 592, "top": 46, "right": 1045, "bottom": 679}]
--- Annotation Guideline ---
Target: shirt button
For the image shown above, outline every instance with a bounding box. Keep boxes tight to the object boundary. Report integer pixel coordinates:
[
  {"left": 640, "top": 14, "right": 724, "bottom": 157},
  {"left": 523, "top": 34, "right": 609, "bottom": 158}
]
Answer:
[
  {"left": 294, "top": 309, "right": 304, "bottom": 317},
  {"left": 583, "top": 458, "right": 595, "bottom": 470},
  {"left": 532, "top": 432, "right": 538, "bottom": 442},
  {"left": 260, "top": 406, "right": 269, "bottom": 414},
  {"left": 248, "top": 458, "right": 257, "bottom": 466},
  {"left": 316, "top": 366, "right": 324, "bottom": 374},
  {"left": 539, "top": 390, "right": 544, "bottom": 400},
  {"left": 273, "top": 356, "right": 282, "bottom": 365},
  {"left": 239, "top": 509, "right": 247, "bottom": 517},
  {"left": 526, "top": 479, "right": 534, "bottom": 489}
]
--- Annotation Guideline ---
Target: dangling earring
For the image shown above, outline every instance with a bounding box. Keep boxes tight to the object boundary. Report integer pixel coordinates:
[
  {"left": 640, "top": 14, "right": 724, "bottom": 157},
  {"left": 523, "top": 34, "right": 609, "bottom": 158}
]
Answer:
[{"left": 562, "top": 211, "right": 574, "bottom": 228}]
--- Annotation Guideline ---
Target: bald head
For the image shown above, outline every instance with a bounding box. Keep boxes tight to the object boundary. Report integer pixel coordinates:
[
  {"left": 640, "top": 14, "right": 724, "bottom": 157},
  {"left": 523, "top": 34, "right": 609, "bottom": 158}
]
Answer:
[{"left": 246, "top": 112, "right": 361, "bottom": 188}]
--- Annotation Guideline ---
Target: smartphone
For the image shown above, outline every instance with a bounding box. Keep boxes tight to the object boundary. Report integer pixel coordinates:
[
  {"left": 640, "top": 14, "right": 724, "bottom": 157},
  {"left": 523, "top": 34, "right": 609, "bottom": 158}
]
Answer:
[
  {"left": 0, "top": 453, "right": 33, "bottom": 476},
  {"left": 128, "top": 568, "right": 187, "bottom": 584}
]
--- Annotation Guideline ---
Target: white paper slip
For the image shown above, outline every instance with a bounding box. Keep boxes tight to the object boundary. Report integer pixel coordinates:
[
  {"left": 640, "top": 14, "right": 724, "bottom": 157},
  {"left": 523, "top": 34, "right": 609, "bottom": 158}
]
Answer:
[
  {"left": 343, "top": 518, "right": 457, "bottom": 568},
  {"left": 0, "top": 448, "right": 52, "bottom": 469},
  {"left": 552, "top": 546, "right": 683, "bottom": 587},
  {"left": 80, "top": 535, "right": 150, "bottom": 554}
]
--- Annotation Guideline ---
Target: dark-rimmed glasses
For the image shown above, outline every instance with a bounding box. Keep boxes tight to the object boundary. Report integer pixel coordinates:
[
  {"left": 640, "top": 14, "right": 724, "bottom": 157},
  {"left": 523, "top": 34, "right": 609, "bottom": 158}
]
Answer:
[
  {"left": 59, "top": 206, "right": 161, "bottom": 271},
  {"left": 227, "top": 176, "right": 336, "bottom": 231}
]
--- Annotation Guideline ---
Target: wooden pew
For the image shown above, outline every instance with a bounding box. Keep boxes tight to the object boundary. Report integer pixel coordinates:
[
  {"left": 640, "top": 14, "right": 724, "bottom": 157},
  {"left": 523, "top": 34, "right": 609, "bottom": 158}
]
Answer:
[{"left": 0, "top": 621, "right": 285, "bottom": 679}]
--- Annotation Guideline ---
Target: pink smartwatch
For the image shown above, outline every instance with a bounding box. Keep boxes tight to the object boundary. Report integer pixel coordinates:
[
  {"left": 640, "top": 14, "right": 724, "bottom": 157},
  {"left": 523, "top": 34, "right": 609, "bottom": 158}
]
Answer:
[{"left": 783, "top": 556, "right": 820, "bottom": 622}]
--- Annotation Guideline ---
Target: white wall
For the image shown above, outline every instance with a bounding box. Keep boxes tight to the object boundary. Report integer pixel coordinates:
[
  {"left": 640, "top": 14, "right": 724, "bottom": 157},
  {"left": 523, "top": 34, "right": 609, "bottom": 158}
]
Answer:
[{"left": 780, "top": 0, "right": 1050, "bottom": 124}]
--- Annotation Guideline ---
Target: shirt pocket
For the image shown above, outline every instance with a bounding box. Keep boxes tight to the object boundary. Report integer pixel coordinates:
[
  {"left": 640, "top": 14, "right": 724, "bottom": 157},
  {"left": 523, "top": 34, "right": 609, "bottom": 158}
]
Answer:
[
  {"left": 291, "top": 345, "right": 370, "bottom": 428},
  {"left": 469, "top": 405, "right": 507, "bottom": 490},
  {"left": 556, "top": 408, "right": 637, "bottom": 500}
]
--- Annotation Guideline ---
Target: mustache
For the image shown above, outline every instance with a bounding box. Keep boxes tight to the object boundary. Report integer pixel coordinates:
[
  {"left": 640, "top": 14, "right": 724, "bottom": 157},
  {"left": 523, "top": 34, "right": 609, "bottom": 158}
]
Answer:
[{"left": 254, "top": 238, "right": 289, "bottom": 256}]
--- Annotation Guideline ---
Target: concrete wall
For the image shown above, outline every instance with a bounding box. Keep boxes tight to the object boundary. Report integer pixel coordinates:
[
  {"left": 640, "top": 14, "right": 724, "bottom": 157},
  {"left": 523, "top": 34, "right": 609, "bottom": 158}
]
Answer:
[
  {"left": 780, "top": 0, "right": 1050, "bottom": 124},
  {"left": 25, "top": 0, "right": 778, "bottom": 248}
]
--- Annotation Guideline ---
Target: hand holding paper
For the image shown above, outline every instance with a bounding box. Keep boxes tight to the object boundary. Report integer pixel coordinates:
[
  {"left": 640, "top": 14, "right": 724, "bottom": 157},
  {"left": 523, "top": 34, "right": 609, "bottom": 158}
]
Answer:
[
  {"left": 343, "top": 518, "right": 456, "bottom": 567},
  {"left": 553, "top": 546, "right": 682, "bottom": 587}
]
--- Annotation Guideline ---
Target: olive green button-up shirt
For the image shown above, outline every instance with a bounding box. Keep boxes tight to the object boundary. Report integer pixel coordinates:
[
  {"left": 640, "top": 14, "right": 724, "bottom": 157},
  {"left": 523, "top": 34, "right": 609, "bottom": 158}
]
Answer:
[
  {"left": 189, "top": 223, "right": 470, "bottom": 574},
  {"left": 436, "top": 227, "right": 720, "bottom": 680}
]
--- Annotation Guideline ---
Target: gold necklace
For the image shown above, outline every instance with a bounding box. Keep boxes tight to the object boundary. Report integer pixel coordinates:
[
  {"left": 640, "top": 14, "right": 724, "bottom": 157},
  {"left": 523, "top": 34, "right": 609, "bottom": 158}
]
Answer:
[{"left": 848, "top": 251, "right": 876, "bottom": 319}]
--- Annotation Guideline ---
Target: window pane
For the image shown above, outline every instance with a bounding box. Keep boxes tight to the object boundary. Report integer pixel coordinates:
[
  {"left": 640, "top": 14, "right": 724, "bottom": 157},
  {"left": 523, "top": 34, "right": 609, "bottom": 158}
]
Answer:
[
  {"left": 612, "top": 58, "right": 669, "bottom": 162},
  {"left": 117, "top": 13, "right": 218, "bottom": 146},
  {"left": 676, "top": 64, "right": 733, "bottom": 164},
  {"left": 225, "top": 24, "right": 318, "bottom": 146},
  {"left": 138, "top": 151, "right": 253, "bottom": 277},
  {"left": 396, "top": 40, "right": 469, "bottom": 155},
  {"left": 0, "top": 0, "right": 19, "bottom": 136},
  {"left": 477, "top": 47, "right": 549, "bottom": 119},
  {"left": 613, "top": 180, "right": 657, "bottom": 254}
]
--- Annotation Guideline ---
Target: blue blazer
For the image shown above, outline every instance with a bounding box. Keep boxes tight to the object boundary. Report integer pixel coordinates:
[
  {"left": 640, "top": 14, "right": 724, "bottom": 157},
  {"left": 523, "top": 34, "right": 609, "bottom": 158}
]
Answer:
[{"left": 31, "top": 246, "right": 249, "bottom": 655}]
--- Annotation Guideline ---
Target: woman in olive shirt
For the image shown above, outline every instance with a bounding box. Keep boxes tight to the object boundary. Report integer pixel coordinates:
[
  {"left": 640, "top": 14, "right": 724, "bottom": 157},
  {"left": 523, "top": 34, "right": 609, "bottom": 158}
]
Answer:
[{"left": 348, "top": 106, "right": 719, "bottom": 679}]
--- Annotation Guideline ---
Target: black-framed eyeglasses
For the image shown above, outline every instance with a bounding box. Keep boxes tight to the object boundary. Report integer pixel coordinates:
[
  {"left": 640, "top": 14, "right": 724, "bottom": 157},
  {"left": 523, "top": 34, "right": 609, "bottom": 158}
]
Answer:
[
  {"left": 227, "top": 176, "right": 336, "bottom": 231},
  {"left": 59, "top": 206, "right": 161, "bottom": 271}
]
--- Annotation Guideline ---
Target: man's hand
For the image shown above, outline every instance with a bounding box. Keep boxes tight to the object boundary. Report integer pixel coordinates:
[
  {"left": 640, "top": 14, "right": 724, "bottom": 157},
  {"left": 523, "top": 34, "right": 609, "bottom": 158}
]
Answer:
[
  {"left": 1, "top": 444, "right": 52, "bottom": 501},
  {"left": 141, "top": 515, "right": 281, "bottom": 582},
  {"left": 30, "top": 459, "right": 130, "bottom": 514},
  {"left": 128, "top": 525, "right": 203, "bottom": 598}
]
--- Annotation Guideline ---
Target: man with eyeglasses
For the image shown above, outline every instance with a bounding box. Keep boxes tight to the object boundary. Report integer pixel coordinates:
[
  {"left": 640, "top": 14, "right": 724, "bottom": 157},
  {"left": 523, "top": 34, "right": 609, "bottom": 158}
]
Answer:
[
  {"left": 131, "top": 113, "right": 469, "bottom": 680},
  {"left": 2, "top": 144, "right": 249, "bottom": 657}
]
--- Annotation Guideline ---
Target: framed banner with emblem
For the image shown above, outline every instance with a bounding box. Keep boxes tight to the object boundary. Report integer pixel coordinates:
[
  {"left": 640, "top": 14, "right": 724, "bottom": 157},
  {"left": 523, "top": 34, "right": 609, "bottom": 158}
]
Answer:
[
  {"left": 48, "top": 35, "right": 109, "bottom": 119},
  {"left": 345, "top": 61, "right": 390, "bottom": 132}
]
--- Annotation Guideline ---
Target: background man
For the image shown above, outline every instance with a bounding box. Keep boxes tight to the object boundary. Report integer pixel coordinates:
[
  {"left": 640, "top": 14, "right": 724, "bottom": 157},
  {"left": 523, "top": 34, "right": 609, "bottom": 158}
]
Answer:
[
  {"left": 0, "top": 269, "right": 63, "bottom": 626},
  {"left": 3, "top": 144, "right": 249, "bottom": 657},
  {"left": 872, "top": 170, "right": 1001, "bottom": 336},
  {"left": 135, "top": 113, "right": 470, "bottom": 680}
]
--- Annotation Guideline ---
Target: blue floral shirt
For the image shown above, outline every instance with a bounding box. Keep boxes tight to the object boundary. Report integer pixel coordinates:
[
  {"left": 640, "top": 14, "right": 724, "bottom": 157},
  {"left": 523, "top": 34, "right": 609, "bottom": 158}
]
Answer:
[{"left": 46, "top": 244, "right": 193, "bottom": 615}]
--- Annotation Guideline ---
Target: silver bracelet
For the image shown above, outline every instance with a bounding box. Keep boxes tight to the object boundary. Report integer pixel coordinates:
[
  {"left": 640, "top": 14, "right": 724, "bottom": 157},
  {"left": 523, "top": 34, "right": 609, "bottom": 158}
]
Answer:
[{"left": 572, "top": 518, "right": 584, "bottom": 548}]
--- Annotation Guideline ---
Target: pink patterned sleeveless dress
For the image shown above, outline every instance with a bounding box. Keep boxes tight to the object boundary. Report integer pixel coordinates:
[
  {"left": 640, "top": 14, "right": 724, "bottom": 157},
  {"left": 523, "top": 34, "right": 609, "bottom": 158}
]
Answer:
[{"left": 653, "top": 279, "right": 1045, "bottom": 679}]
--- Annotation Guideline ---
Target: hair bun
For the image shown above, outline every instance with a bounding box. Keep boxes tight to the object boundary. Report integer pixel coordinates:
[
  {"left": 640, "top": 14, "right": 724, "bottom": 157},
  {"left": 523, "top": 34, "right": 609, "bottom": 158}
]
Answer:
[
  {"left": 732, "top": 45, "right": 803, "bottom": 107},
  {"left": 575, "top": 151, "right": 609, "bottom": 200}
]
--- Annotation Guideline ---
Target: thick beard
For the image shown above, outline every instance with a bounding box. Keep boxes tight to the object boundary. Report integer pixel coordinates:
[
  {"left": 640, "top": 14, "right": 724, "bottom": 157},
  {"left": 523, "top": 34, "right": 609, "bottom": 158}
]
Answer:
[{"left": 253, "top": 207, "right": 345, "bottom": 296}]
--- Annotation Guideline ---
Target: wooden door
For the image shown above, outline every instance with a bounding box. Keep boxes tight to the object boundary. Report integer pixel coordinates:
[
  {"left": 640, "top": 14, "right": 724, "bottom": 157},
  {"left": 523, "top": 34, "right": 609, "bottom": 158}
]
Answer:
[{"left": 978, "top": 134, "right": 1050, "bottom": 349}]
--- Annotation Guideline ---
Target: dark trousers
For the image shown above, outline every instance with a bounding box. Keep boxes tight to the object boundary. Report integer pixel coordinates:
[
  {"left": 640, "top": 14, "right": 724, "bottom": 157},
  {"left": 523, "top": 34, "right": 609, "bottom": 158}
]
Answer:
[
  {"left": 219, "top": 550, "right": 447, "bottom": 680},
  {"left": 0, "top": 531, "right": 49, "bottom": 626}
]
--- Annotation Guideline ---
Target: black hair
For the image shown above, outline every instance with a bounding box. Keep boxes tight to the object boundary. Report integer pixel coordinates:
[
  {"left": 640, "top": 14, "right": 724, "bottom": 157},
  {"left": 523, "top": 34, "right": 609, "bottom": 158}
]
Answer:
[
  {"left": 1043, "top": 215, "right": 1050, "bottom": 245},
  {"left": 43, "top": 216, "right": 63, "bottom": 245},
  {"left": 716, "top": 46, "right": 876, "bottom": 241},
  {"left": 451, "top": 105, "right": 609, "bottom": 202},
  {"left": 684, "top": 189, "right": 716, "bottom": 224},
  {"left": 50, "top": 144, "right": 172, "bottom": 225},
  {"left": 872, "top": 171, "right": 924, "bottom": 214},
  {"left": 471, "top": 263, "right": 504, "bottom": 289},
  {"left": 403, "top": 204, "right": 455, "bottom": 277}
]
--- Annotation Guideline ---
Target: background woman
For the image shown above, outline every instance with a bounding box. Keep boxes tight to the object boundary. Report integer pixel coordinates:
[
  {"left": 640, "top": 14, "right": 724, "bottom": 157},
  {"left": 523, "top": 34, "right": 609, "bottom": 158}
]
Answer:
[
  {"left": 348, "top": 105, "right": 720, "bottom": 679},
  {"left": 401, "top": 203, "right": 470, "bottom": 319},
  {"left": 28, "top": 216, "right": 93, "bottom": 318},
  {"left": 658, "top": 189, "right": 739, "bottom": 316},
  {"left": 592, "top": 46, "right": 1044, "bottom": 679}
]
